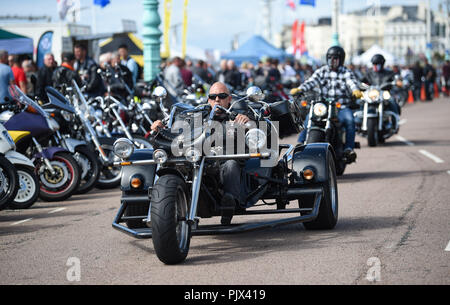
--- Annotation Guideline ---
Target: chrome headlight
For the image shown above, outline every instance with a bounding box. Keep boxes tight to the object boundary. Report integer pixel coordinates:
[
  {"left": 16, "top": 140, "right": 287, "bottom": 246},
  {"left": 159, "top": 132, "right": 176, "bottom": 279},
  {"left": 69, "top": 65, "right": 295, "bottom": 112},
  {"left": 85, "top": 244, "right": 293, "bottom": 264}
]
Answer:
[
  {"left": 185, "top": 148, "right": 201, "bottom": 162},
  {"left": 313, "top": 103, "right": 327, "bottom": 117},
  {"left": 113, "top": 138, "right": 134, "bottom": 159},
  {"left": 60, "top": 110, "right": 73, "bottom": 122},
  {"left": 383, "top": 91, "right": 391, "bottom": 100},
  {"left": 245, "top": 128, "right": 267, "bottom": 150},
  {"left": 368, "top": 89, "right": 380, "bottom": 101},
  {"left": 153, "top": 149, "right": 168, "bottom": 164}
]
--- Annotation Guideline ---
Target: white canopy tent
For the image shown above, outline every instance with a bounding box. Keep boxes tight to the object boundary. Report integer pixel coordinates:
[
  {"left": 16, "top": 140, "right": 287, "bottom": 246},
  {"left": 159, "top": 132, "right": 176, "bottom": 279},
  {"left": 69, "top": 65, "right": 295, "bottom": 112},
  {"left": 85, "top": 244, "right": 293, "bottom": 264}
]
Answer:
[{"left": 352, "top": 45, "right": 399, "bottom": 67}]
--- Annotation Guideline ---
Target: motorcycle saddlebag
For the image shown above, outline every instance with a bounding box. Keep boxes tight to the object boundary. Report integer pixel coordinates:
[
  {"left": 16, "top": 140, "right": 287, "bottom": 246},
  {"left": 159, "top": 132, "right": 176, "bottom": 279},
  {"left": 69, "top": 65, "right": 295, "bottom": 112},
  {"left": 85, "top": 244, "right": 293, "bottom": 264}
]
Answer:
[{"left": 269, "top": 100, "right": 302, "bottom": 138}]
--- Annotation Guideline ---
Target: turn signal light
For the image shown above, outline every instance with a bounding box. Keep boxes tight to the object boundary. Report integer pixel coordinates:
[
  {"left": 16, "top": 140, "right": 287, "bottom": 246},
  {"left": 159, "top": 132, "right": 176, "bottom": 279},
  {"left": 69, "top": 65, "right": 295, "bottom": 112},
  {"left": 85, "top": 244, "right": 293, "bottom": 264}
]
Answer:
[
  {"left": 131, "top": 176, "right": 143, "bottom": 189},
  {"left": 301, "top": 100, "right": 308, "bottom": 107},
  {"left": 336, "top": 102, "right": 342, "bottom": 108},
  {"left": 302, "top": 168, "right": 315, "bottom": 181}
]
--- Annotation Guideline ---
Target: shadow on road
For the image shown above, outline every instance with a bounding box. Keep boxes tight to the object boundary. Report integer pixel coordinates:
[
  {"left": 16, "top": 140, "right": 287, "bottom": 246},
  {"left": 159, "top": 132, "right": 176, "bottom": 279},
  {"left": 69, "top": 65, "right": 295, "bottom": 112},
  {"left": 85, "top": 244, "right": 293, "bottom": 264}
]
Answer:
[
  {"left": 383, "top": 139, "right": 450, "bottom": 147},
  {"left": 127, "top": 215, "right": 402, "bottom": 266},
  {"left": 338, "top": 169, "right": 442, "bottom": 183}
]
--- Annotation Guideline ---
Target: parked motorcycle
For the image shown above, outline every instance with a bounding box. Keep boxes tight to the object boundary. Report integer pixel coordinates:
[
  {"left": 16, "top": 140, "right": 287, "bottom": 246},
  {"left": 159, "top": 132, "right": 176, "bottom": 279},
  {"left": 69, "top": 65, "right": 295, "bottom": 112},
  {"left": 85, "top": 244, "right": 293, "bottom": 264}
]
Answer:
[
  {"left": 44, "top": 86, "right": 100, "bottom": 194},
  {"left": 354, "top": 82, "right": 400, "bottom": 147},
  {"left": 67, "top": 80, "right": 123, "bottom": 189},
  {"left": 4, "top": 85, "right": 81, "bottom": 201},
  {"left": 0, "top": 123, "right": 39, "bottom": 209}
]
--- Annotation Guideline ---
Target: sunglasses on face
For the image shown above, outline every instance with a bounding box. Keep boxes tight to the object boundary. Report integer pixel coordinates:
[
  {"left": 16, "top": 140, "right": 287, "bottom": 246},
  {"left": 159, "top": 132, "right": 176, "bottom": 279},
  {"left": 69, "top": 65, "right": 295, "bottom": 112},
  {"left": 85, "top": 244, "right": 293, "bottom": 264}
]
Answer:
[{"left": 208, "top": 93, "right": 229, "bottom": 100}]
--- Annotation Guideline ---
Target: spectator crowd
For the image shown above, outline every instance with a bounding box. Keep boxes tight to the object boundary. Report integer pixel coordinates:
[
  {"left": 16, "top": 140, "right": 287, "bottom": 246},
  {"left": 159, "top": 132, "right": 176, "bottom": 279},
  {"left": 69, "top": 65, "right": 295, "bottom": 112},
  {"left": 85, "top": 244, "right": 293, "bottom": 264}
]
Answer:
[{"left": 1, "top": 43, "right": 449, "bottom": 106}]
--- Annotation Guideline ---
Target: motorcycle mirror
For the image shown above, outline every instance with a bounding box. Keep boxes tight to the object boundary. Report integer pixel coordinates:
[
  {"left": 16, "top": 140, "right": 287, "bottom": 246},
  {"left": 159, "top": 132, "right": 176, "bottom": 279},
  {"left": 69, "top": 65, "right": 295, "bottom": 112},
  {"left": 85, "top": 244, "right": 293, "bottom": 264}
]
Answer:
[
  {"left": 246, "top": 86, "right": 264, "bottom": 102},
  {"left": 359, "top": 83, "right": 370, "bottom": 90},
  {"left": 152, "top": 86, "right": 167, "bottom": 99}
]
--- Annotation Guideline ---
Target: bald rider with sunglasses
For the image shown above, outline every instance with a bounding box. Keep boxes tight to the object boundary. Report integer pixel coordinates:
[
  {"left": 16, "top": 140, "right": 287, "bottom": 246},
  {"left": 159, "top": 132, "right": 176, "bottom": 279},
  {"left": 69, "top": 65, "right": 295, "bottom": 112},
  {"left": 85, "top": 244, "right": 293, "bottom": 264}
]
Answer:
[{"left": 150, "top": 82, "right": 251, "bottom": 225}]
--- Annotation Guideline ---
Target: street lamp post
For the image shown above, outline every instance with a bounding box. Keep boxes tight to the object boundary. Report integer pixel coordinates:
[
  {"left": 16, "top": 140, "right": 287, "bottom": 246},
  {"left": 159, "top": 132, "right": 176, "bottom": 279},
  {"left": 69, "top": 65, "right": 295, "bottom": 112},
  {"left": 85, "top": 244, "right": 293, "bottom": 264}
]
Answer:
[
  {"left": 142, "top": 0, "right": 162, "bottom": 82},
  {"left": 426, "top": 0, "right": 432, "bottom": 62},
  {"left": 331, "top": 0, "right": 340, "bottom": 46}
]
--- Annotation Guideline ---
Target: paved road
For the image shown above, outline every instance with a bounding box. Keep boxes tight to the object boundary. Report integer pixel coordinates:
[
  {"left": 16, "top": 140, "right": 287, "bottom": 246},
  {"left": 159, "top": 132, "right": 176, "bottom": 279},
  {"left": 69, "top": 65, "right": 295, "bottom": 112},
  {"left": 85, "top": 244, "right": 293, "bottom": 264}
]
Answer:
[{"left": 1, "top": 97, "right": 449, "bottom": 285}]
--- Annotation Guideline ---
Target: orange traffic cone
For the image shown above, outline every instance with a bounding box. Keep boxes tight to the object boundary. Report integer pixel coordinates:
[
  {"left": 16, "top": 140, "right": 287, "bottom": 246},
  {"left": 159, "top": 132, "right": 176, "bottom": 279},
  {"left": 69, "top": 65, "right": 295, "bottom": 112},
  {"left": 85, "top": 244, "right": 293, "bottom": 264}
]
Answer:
[
  {"left": 407, "top": 90, "right": 414, "bottom": 104},
  {"left": 434, "top": 82, "right": 439, "bottom": 98},
  {"left": 420, "top": 83, "right": 426, "bottom": 101}
]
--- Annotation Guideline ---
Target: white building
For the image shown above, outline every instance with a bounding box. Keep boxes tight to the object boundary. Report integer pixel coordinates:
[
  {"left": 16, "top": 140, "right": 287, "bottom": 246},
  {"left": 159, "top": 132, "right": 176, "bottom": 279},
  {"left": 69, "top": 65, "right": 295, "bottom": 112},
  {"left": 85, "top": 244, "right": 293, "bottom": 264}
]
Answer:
[
  {"left": 0, "top": 22, "right": 109, "bottom": 64},
  {"left": 279, "top": 2, "right": 448, "bottom": 65}
]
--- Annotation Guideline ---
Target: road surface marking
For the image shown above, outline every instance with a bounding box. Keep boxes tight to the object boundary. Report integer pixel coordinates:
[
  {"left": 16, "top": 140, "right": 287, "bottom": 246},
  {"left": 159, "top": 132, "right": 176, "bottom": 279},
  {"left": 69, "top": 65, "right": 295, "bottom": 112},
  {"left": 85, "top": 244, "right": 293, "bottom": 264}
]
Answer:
[
  {"left": 10, "top": 218, "right": 33, "bottom": 226},
  {"left": 48, "top": 207, "right": 66, "bottom": 214},
  {"left": 395, "top": 135, "right": 414, "bottom": 146},
  {"left": 447, "top": 171, "right": 450, "bottom": 175},
  {"left": 418, "top": 150, "right": 444, "bottom": 164},
  {"left": 399, "top": 119, "right": 407, "bottom": 125},
  {"left": 445, "top": 240, "right": 450, "bottom": 252}
]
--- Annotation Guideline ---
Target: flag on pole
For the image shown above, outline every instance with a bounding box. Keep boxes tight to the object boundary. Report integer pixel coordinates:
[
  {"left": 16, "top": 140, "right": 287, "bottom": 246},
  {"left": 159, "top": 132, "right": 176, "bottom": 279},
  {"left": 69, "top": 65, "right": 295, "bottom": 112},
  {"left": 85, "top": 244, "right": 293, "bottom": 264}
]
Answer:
[
  {"left": 93, "top": 0, "right": 110, "bottom": 8},
  {"left": 57, "top": 0, "right": 74, "bottom": 20},
  {"left": 181, "top": 0, "right": 189, "bottom": 59},
  {"left": 292, "top": 20, "right": 298, "bottom": 55},
  {"left": 36, "top": 31, "right": 53, "bottom": 68},
  {"left": 161, "top": 0, "right": 173, "bottom": 59},
  {"left": 298, "top": 21, "right": 307, "bottom": 55},
  {"left": 286, "top": 0, "right": 296, "bottom": 10},
  {"left": 299, "top": 0, "right": 316, "bottom": 7}
]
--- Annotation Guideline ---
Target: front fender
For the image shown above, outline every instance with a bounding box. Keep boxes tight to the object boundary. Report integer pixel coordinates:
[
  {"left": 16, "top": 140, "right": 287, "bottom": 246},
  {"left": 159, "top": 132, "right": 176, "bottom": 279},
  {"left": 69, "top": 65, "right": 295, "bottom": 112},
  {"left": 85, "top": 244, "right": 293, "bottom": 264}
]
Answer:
[
  {"left": 291, "top": 143, "right": 333, "bottom": 183},
  {"left": 63, "top": 138, "right": 87, "bottom": 153},
  {"left": 34, "top": 147, "right": 68, "bottom": 160},
  {"left": 5, "top": 150, "right": 35, "bottom": 168},
  {"left": 121, "top": 149, "right": 156, "bottom": 191}
]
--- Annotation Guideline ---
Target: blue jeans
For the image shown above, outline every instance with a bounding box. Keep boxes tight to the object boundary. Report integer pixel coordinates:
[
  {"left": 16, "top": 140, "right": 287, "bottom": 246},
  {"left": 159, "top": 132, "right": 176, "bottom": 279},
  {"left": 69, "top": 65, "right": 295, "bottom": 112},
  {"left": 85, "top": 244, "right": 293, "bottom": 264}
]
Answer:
[{"left": 298, "top": 107, "right": 356, "bottom": 150}]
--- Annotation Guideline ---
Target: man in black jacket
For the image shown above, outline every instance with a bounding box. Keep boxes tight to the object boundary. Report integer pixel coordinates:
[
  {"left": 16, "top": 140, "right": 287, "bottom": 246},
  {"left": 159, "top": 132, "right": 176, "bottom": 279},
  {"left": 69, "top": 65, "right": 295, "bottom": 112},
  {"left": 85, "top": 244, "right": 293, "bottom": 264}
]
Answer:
[
  {"left": 52, "top": 52, "right": 82, "bottom": 94},
  {"left": 362, "top": 54, "right": 401, "bottom": 115},
  {"left": 36, "top": 53, "right": 56, "bottom": 101},
  {"left": 73, "top": 43, "right": 104, "bottom": 97},
  {"left": 108, "top": 51, "right": 134, "bottom": 98}
]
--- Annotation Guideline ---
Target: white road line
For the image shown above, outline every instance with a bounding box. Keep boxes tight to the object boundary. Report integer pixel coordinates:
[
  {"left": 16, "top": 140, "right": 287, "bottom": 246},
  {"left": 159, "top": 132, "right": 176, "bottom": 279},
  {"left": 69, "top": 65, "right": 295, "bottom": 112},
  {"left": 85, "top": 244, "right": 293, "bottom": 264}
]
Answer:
[
  {"left": 395, "top": 135, "right": 414, "bottom": 146},
  {"left": 48, "top": 207, "right": 66, "bottom": 214},
  {"left": 399, "top": 119, "right": 407, "bottom": 126},
  {"left": 447, "top": 171, "right": 450, "bottom": 175},
  {"left": 418, "top": 150, "right": 445, "bottom": 164},
  {"left": 10, "top": 218, "right": 33, "bottom": 226},
  {"left": 445, "top": 241, "right": 450, "bottom": 252}
]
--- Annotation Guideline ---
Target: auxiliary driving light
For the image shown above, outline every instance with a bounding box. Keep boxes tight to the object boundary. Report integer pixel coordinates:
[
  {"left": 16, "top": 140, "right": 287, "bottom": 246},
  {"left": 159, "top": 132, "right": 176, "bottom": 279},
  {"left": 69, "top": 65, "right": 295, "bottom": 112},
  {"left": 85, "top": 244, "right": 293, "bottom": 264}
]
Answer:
[
  {"left": 153, "top": 149, "right": 168, "bottom": 164},
  {"left": 185, "top": 148, "right": 201, "bottom": 162}
]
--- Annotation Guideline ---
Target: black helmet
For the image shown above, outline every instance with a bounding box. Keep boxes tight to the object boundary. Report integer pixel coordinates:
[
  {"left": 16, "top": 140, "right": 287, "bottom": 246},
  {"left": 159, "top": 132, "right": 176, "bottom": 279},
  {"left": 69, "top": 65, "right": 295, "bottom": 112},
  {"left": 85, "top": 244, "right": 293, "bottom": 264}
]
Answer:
[
  {"left": 326, "top": 46, "right": 346, "bottom": 70},
  {"left": 371, "top": 54, "right": 385, "bottom": 66}
]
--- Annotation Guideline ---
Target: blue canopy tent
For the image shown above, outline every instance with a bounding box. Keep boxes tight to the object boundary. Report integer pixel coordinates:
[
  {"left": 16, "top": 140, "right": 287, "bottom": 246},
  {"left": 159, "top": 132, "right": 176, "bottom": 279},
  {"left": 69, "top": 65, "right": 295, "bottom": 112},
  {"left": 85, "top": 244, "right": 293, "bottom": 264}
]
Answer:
[
  {"left": 0, "top": 29, "right": 33, "bottom": 55},
  {"left": 222, "top": 35, "right": 286, "bottom": 66}
]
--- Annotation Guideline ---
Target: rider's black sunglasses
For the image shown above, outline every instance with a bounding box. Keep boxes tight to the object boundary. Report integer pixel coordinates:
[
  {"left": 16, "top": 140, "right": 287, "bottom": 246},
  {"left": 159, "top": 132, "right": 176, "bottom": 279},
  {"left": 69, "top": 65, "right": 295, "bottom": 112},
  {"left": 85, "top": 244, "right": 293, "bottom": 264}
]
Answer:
[{"left": 208, "top": 93, "right": 229, "bottom": 100}]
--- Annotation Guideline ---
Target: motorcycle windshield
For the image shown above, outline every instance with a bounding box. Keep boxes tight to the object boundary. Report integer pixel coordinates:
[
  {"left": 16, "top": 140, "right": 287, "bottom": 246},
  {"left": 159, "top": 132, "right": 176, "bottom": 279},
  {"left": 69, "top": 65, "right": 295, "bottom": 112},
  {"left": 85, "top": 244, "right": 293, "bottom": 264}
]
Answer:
[
  {"left": 45, "top": 86, "right": 76, "bottom": 113},
  {"left": 9, "top": 85, "right": 48, "bottom": 118}
]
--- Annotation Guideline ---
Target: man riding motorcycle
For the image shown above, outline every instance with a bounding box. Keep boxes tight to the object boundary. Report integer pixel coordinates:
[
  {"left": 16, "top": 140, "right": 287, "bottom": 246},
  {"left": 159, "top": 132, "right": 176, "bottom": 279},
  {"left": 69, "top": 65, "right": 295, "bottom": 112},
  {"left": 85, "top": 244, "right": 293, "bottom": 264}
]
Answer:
[
  {"left": 361, "top": 54, "right": 401, "bottom": 116},
  {"left": 150, "top": 82, "right": 251, "bottom": 225},
  {"left": 291, "top": 45, "right": 362, "bottom": 162}
]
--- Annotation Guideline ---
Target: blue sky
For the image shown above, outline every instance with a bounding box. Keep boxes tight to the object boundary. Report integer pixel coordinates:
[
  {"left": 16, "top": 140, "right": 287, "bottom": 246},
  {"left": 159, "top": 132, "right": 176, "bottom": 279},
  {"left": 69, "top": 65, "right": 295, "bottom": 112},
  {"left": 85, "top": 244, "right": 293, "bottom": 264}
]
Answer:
[{"left": 0, "top": 0, "right": 443, "bottom": 51}]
